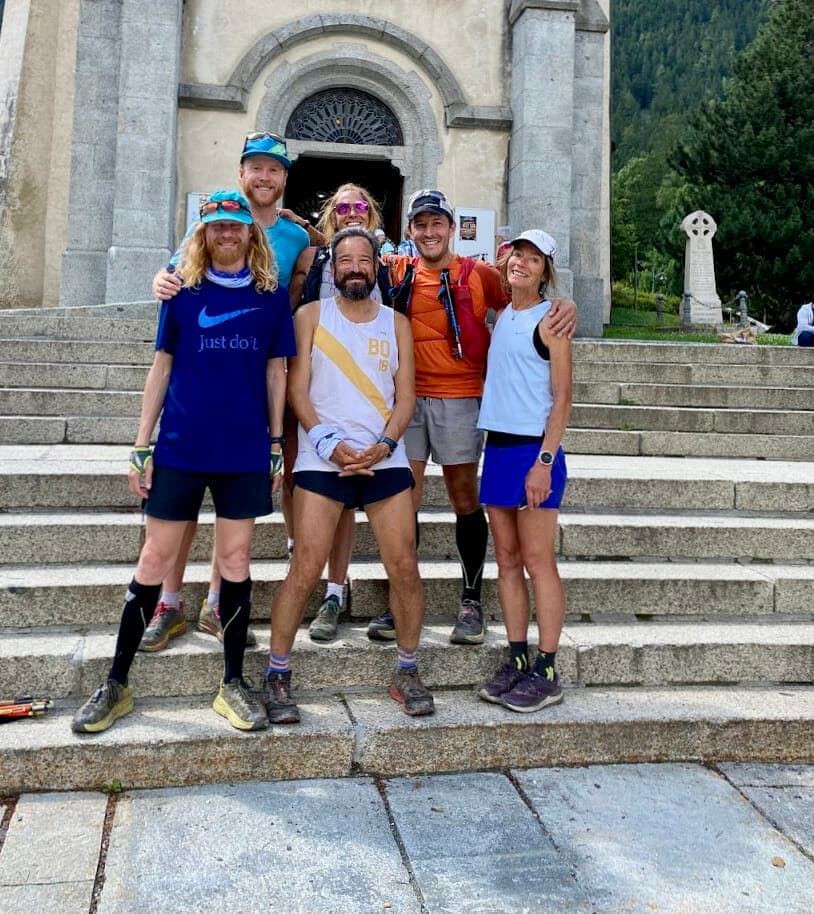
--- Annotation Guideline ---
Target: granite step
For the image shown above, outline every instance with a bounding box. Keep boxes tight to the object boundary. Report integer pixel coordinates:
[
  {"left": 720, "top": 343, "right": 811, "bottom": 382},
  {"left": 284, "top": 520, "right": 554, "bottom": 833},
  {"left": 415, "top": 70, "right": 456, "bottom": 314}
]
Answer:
[
  {"left": 0, "top": 315, "right": 157, "bottom": 341},
  {"left": 3, "top": 450, "right": 813, "bottom": 511},
  {"left": 4, "top": 355, "right": 814, "bottom": 394},
  {"left": 573, "top": 340, "right": 813, "bottom": 367},
  {"left": 2, "top": 559, "right": 812, "bottom": 628},
  {"left": 1, "top": 685, "right": 811, "bottom": 793},
  {"left": 3, "top": 509, "right": 814, "bottom": 565},
  {"left": 4, "top": 620, "right": 813, "bottom": 702},
  {"left": 567, "top": 428, "right": 814, "bottom": 459}
]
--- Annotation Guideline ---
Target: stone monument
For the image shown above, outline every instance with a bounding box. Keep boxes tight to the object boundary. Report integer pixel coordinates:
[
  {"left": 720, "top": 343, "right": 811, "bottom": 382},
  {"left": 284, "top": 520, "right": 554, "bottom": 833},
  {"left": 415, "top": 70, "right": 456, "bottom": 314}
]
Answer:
[{"left": 680, "top": 210, "right": 723, "bottom": 325}]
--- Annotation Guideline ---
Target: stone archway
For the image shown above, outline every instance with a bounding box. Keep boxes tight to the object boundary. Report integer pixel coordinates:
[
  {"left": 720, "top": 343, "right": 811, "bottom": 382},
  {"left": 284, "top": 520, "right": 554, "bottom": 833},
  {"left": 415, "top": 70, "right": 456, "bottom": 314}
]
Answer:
[{"left": 254, "top": 43, "right": 443, "bottom": 222}]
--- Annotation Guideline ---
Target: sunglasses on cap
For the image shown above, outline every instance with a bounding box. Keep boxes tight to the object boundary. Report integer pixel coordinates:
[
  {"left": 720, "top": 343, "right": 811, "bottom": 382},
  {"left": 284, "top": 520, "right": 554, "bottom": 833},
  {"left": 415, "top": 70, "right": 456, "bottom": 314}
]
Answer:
[
  {"left": 241, "top": 132, "right": 289, "bottom": 159},
  {"left": 335, "top": 200, "right": 370, "bottom": 216},
  {"left": 199, "top": 198, "right": 250, "bottom": 217}
]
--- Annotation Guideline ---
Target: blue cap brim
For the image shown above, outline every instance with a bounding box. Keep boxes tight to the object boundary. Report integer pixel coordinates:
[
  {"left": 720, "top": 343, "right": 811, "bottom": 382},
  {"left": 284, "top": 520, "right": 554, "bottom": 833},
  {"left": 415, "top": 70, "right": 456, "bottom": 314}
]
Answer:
[
  {"left": 240, "top": 151, "right": 292, "bottom": 169},
  {"left": 201, "top": 211, "right": 253, "bottom": 225}
]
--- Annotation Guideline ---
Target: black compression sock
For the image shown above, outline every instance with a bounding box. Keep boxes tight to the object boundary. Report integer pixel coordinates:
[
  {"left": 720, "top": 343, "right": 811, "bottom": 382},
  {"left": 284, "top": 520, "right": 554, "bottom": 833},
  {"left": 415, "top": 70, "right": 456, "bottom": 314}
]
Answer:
[
  {"left": 509, "top": 641, "right": 530, "bottom": 672},
  {"left": 533, "top": 650, "right": 557, "bottom": 680},
  {"left": 455, "top": 507, "right": 488, "bottom": 602},
  {"left": 220, "top": 576, "right": 252, "bottom": 682},
  {"left": 108, "top": 579, "right": 161, "bottom": 685}
]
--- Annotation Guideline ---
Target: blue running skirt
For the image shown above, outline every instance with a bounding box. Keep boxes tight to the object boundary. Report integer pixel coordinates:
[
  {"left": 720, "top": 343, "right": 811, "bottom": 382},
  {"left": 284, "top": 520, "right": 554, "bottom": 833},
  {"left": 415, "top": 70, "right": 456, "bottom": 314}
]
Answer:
[{"left": 479, "top": 435, "right": 567, "bottom": 509}]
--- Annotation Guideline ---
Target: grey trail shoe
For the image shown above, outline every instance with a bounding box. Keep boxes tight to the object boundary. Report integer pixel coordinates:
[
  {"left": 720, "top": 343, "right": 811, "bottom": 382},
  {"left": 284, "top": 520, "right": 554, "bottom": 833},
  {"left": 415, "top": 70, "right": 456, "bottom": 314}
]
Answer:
[
  {"left": 138, "top": 600, "right": 187, "bottom": 652},
  {"left": 389, "top": 666, "right": 435, "bottom": 717},
  {"left": 367, "top": 608, "right": 397, "bottom": 642},
  {"left": 212, "top": 678, "right": 268, "bottom": 731},
  {"left": 197, "top": 599, "right": 257, "bottom": 647},
  {"left": 450, "top": 597, "right": 485, "bottom": 645},
  {"left": 262, "top": 671, "right": 301, "bottom": 724},
  {"left": 309, "top": 595, "right": 341, "bottom": 642},
  {"left": 72, "top": 679, "right": 134, "bottom": 734}
]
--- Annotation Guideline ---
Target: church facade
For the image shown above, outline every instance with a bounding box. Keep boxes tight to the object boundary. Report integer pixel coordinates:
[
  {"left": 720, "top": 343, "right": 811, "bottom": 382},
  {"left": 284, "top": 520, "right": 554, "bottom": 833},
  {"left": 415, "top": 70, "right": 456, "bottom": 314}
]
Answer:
[{"left": 0, "top": 0, "right": 610, "bottom": 334}]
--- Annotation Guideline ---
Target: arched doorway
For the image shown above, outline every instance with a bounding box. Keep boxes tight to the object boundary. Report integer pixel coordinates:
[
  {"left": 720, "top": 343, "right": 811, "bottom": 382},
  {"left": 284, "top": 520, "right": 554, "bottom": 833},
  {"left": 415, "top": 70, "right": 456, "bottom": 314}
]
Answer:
[{"left": 283, "top": 88, "right": 405, "bottom": 243}]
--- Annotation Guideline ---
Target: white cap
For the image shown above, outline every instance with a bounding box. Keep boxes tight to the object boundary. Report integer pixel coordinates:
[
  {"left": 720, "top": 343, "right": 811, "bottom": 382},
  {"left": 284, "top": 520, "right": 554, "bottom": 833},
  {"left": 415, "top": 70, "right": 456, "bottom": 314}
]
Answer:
[{"left": 509, "top": 229, "right": 557, "bottom": 259}]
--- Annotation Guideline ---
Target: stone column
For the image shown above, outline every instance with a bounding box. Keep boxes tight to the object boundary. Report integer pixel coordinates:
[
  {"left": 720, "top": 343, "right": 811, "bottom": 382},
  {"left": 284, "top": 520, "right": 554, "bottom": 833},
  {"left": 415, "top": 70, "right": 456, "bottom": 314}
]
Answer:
[
  {"left": 508, "top": 0, "right": 577, "bottom": 300},
  {"left": 59, "top": 0, "right": 122, "bottom": 307},
  {"left": 105, "top": 0, "right": 182, "bottom": 303},
  {"left": 571, "top": 6, "right": 609, "bottom": 337}
]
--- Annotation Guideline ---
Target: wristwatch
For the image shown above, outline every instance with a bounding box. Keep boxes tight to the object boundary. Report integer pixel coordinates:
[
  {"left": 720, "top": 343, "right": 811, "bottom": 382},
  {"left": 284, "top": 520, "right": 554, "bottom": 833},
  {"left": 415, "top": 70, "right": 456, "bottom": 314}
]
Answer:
[
  {"left": 538, "top": 450, "right": 555, "bottom": 466},
  {"left": 378, "top": 435, "right": 398, "bottom": 457}
]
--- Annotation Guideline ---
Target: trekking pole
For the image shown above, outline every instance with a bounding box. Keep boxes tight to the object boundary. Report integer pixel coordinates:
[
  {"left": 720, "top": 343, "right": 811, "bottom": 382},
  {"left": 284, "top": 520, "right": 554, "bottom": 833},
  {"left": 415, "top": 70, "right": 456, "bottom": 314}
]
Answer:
[{"left": 0, "top": 696, "right": 53, "bottom": 722}]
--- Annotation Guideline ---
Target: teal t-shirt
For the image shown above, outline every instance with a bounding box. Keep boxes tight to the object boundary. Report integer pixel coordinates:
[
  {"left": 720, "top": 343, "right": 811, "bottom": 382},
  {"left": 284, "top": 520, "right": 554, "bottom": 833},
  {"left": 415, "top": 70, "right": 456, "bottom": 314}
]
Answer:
[{"left": 170, "top": 217, "right": 309, "bottom": 289}]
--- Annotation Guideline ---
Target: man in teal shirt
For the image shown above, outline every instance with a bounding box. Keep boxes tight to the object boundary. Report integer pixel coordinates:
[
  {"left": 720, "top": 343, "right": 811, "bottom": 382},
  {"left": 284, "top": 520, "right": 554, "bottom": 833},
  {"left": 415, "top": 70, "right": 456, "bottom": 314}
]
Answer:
[{"left": 152, "top": 132, "right": 315, "bottom": 296}]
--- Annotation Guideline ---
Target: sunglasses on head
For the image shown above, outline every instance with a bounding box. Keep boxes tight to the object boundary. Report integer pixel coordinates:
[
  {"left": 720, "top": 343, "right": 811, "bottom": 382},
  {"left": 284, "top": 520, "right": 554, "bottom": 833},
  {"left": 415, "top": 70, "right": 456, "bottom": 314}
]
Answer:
[
  {"left": 244, "top": 131, "right": 284, "bottom": 145},
  {"left": 199, "top": 199, "right": 248, "bottom": 217},
  {"left": 335, "top": 200, "right": 370, "bottom": 216}
]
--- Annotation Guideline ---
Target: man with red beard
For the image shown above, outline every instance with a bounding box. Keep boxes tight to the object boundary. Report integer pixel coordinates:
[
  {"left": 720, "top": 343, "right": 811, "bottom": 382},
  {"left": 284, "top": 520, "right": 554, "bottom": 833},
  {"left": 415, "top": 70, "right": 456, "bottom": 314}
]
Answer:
[{"left": 72, "top": 191, "right": 295, "bottom": 735}]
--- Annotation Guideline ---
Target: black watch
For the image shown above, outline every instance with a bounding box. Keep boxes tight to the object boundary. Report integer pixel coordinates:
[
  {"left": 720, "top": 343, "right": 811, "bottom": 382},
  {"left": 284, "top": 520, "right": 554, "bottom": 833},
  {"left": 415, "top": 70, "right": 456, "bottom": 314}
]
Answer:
[
  {"left": 538, "top": 450, "right": 554, "bottom": 466},
  {"left": 270, "top": 435, "right": 286, "bottom": 447},
  {"left": 378, "top": 435, "right": 398, "bottom": 457}
]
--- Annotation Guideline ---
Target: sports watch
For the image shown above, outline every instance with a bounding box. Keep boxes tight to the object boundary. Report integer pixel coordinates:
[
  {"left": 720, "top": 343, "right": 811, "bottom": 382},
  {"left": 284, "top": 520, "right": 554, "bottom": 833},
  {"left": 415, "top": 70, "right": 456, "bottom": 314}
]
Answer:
[
  {"left": 538, "top": 450, "right": 555, "bottom": 466},
  {"left": 378, "top": 435, "right": 398, "bottom": 457}
]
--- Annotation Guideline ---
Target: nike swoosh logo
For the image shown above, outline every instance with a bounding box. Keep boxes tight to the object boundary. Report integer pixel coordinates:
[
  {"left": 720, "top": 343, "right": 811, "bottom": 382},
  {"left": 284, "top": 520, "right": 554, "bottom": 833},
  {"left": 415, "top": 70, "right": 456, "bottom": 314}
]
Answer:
[{"left": 198, "top": 306, "right": 260, "bottom": 328}]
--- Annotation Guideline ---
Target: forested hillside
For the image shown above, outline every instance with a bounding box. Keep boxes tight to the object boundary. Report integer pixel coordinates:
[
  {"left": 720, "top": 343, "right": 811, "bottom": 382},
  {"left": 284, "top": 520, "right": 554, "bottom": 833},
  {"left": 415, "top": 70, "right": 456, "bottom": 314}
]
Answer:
[{"left": 612, "top": 0, "right": 769, "bottom": 167}]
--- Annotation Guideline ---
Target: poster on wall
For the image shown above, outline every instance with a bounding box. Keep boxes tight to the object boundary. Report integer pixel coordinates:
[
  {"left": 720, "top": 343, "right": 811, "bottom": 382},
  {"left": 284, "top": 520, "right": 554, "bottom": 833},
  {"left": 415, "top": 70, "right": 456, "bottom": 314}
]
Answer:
[
  {"left": 186, "top": 192, "right": 210, "bottom": 230},
  {"left": 452, "top": 208, "right": 496, "bottom": 263}
]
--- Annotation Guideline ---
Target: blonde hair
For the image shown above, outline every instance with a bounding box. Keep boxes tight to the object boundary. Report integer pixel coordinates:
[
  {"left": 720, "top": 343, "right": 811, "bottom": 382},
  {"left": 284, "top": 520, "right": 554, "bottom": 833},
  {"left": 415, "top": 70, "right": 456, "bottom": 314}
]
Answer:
[
  {"left": 316, "top": 183, "right": 382, "bottom": 240},
  {"left": 178, "top": 221, "right": 278, "bottom": 292},
  {"left": 497, "top": 243, "right": 557, "bottom": 299}
]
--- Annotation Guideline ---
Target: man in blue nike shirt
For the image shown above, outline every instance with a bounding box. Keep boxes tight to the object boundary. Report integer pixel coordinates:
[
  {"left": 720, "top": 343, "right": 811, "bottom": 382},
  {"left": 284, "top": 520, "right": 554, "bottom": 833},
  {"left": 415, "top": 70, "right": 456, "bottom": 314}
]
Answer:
[{"left": 72, "top": 190, "right": 295, "bottom": 734}]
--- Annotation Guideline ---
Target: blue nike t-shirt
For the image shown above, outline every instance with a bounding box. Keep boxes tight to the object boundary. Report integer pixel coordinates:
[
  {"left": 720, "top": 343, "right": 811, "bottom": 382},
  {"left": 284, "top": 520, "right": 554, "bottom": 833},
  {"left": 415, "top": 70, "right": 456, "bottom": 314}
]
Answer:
[
  {"left": 153, "top": 279, "right": 296, "bottom": 473},
  {"left": 171, "top": 218, "right": 308, "bottom": 289}
]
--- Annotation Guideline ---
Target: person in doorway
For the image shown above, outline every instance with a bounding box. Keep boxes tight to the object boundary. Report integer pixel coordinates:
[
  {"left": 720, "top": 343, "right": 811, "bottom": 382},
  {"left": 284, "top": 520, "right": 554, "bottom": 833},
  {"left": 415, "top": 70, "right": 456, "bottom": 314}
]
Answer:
[
  {"left": 374, "top": 189, "right": 577, "bottom": 646},
  {"left": 72, "top": 191, "right": 294, "bottom": 734},
  {"left": 375, "top": 228, "right": 396, "bottom": 255},
  {"left": 142, "top": 133, "right": 314, "bottom": 651},
  {"left": 264, "top": 227, "right": 433, "bottom": 722},
  {"left": 476, "top": 229, "right": 571, "bottom": 713}
]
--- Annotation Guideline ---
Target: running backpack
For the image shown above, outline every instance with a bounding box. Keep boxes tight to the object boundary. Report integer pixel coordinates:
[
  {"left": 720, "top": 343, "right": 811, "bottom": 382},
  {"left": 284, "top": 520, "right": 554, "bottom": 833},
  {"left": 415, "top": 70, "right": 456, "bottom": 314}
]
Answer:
[{"left": 389, "top": 256, "right": 491, "bottom": 369}]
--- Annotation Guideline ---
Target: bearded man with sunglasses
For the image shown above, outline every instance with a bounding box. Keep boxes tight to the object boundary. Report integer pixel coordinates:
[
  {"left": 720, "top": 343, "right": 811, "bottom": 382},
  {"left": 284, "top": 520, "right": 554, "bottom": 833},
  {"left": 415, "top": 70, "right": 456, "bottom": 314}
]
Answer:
[
  {"left": 143, "top": 133, "right": 315, "bottom": 650},
  {"left": 375, "top": 190, "right": 578, "bottom": 646},
  {"left": 72, "top": 191, "right": 295, "bottom": 735}
]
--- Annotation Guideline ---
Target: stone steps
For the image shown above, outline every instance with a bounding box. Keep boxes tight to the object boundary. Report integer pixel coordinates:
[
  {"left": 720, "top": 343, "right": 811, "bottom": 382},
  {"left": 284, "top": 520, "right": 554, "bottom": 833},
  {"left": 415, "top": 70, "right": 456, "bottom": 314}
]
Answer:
[
  {"left": 3, "top": 450, "right": 813, "bottom": 511},
  {"left": 3, "top": 508, "right": 814, "bottom": 565},
  {"left": 2, "top": 685, "right": 811, "bottom": 793},
  {"left": 4, "top": 621, "right": 813, "bottom": 702},
  {"left": 3, "top": 559, "right": 812, "bottom": 628}
]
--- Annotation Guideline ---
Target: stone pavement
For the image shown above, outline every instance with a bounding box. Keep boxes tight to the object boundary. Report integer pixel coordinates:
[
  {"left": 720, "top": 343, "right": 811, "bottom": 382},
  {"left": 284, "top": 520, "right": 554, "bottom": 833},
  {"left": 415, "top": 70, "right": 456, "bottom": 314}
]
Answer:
[{"left": 1, "top": 763, "right": 812, "bottom": 914}]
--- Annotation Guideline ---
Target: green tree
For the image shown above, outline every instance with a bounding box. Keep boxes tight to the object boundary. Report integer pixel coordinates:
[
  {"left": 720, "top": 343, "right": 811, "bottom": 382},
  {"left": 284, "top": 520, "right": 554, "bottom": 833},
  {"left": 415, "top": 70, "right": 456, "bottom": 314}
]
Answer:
[{"left": 673, "top": 0, "right": 814, "bottom": 323}]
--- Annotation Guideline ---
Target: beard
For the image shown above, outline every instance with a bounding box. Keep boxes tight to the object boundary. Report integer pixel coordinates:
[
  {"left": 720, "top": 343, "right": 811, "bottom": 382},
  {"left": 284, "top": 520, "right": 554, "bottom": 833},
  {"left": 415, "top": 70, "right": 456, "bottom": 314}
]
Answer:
[
  {"left": 335, "top": 273, "right": 376, "bottom": 301},
  {"left": 207, "top": 237, "right": 249, "bottom": 270}
]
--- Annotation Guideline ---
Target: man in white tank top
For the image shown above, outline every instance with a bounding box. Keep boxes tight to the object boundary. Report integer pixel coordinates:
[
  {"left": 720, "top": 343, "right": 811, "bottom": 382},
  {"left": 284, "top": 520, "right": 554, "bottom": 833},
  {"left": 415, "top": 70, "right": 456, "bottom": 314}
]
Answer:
[{"left": 263, "top": 228, "right": 435, "bottom": 720}]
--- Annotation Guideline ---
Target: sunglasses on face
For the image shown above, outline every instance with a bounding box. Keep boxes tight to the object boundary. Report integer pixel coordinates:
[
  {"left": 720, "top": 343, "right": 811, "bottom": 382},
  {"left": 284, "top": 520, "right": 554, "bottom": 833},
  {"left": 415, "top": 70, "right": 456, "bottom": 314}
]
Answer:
[
  {"left": 199, "top": 199, "right": 249, "bottom": 217},
  {"left": 334, "top": 200, "right": 370, "bottom": 216}
]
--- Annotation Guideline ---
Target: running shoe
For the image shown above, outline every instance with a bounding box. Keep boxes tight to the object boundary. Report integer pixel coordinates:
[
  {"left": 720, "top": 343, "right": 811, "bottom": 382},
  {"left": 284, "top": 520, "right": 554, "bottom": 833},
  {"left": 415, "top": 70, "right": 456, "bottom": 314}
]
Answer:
[
  {"left": 137, "top": 600, "right": 186, "bottom": 652},
  {"left": 450, "top": 597, "right": 485, "bottom": 645},
  {"left": 477, "top": 659, "right": 528, "bottom": 704},
  {"left": 212, "top": 678, "right": 268, "bottom": 731},
  {"left": 309, "top": 595, "right": 341, "bottom": 642},
  {"left": 262, "top": 671, "right": 301, "bottom": 724},
  {"left": 367, "top": 608, "right": 396, "bottom": 641},
  {"left": 71, "top": 678, "right": 133, "bottom": 733},
  {"left": 500, "top": 670, "right": 563, "bottom": 713},
  {"left": 389, "top": 667, "right": 435, "bottom": 716},
  {"left": 197, "top": 599, "right": 257, "bottom": 647}
]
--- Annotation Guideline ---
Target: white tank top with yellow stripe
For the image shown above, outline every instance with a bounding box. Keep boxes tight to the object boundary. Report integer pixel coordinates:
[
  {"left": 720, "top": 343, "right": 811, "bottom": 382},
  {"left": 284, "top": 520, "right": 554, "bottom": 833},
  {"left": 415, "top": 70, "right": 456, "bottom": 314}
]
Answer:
[{"left": 295, "top": 296, "right": 409, "bottom": 473}]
